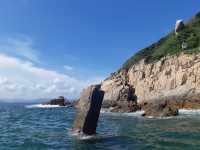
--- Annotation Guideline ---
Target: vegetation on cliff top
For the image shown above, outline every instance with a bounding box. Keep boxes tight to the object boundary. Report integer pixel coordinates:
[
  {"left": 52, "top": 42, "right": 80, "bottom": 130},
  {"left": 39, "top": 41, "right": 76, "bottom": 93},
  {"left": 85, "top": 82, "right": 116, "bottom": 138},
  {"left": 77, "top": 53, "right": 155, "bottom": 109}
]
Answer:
[{"left": 122, "top": 11, "right": 200, "bottom": 70}]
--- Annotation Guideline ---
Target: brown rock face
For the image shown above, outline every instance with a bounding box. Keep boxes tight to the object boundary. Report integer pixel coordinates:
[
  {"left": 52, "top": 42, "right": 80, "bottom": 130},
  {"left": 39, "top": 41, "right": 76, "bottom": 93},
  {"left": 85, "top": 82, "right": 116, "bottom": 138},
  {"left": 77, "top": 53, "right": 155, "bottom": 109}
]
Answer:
[
  {"left": 72, "top": 84, "right": 104, "bottom": 135},
  {"left": 127, "top": 53, "right": 200, "bottom": 107},
  {"left": 167, "top": 94, "right": 200, "bottom": 109},
  {"left": 101, "top": 71, "right": 138, "bottom": 112},
  {"left": 101, "top": 53, "right": 200, "bottom": 112}
]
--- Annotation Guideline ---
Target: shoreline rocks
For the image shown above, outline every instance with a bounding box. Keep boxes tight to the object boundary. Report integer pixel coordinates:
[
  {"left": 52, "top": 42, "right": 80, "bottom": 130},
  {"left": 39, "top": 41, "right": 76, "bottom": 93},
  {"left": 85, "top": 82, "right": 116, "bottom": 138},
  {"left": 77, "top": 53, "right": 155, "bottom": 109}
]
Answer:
[
  {"left": 99, "top": 53, "right": 200, "bottom": 117},
  {"left": 101, "top": 71, "right": 139, "bottom": 113},
  {"left": 141, "top": 100, "right": 178, "bottom": 117}
]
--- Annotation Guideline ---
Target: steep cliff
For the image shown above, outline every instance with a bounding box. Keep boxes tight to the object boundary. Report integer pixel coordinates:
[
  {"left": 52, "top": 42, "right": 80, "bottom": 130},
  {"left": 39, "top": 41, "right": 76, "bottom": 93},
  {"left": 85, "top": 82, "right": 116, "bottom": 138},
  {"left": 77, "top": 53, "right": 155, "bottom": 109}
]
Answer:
[
  {"left": 100, "top": 11, "right": 200, "bottom": 113},
  {"left": 102, "top": 53, "right": 200, "bottom": 110}
]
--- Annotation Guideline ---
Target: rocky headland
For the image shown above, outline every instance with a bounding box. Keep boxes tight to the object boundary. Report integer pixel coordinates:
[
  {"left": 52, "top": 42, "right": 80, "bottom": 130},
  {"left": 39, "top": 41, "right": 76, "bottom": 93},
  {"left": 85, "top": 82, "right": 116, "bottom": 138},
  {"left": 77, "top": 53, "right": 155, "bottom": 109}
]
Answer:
[
  {"left": 76, "top": 11, "right": 200, "bottom": 117},
  {"left": 101, "top": 53, "right": 200, "bottom": 116}
]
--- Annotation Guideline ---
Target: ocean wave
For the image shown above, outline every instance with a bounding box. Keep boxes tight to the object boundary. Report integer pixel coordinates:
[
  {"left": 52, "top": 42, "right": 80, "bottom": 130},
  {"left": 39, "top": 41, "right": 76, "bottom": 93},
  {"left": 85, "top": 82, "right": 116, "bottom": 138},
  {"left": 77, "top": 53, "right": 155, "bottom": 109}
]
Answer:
[
  {"left": 25, "top": 104, "right": 65, "bottom": 108},
  {"left": 179, "top": 109, "right": 200, "bottom": 115},
  {"left": 67, "top": 129, "right": 117, "bottom": 141},
  {"left": 101, "top": 109, "right": 145, "bottom": 117},
  {"left": 101, "top": 108, "right": 200, "bottom": 118}
]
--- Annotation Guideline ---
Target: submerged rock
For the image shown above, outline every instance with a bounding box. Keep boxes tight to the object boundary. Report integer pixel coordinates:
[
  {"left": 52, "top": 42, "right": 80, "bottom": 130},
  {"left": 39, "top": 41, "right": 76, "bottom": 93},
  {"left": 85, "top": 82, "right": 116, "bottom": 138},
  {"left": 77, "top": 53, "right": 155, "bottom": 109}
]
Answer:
[{"left": 72, "top": 84, "right": 104, "bottom": 135}]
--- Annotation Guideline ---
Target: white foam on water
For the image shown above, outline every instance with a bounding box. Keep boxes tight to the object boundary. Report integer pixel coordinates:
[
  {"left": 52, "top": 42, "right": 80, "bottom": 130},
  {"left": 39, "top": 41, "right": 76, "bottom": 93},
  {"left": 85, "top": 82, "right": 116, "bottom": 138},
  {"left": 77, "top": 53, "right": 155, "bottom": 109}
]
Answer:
[
  {"left": 79, "top": 135, "right": 96, "bottom": 140},
  {"left": 67, "top": 129, "right": 80, "bottom": 137},
  {"left": 145, "top": 116, "right": 176, "bottom": 119},
  {"left": 100, "top": 108, "right": 111, "bottom": 113},
  {"left": 179, "top": 109, "right": 200, "bottom": 115},
  {"left": 25, "top": 104, "right": 63, "bottom": 108},
  {"left": 67, "top": 129, "right": 97, "bottom": 140},
  {"left": 101, "top": 110, "right": 145, "bottom": 117},
  {"left": 101, "top": 108, "right": 200, "bottom": 119},
  {"left": 122, "top": 111, "right": 145, "bottom": 117},
  {"left": 101, "top": 109, "right": 178, "bottom": 119}
]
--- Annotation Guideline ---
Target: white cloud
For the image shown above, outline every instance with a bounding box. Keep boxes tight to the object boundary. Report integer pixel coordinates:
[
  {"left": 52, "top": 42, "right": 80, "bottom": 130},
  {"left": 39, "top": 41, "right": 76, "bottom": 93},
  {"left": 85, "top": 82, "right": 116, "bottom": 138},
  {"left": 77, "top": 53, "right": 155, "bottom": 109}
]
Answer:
[
  {"left": 0, "top": 54, "right": 104, "bottom": 102},
  {"left": 0, "top": 38, "right": 40, "bottom": 63},
  {"left": 64, "top": 65, "right": 73, "bottom": 71}
]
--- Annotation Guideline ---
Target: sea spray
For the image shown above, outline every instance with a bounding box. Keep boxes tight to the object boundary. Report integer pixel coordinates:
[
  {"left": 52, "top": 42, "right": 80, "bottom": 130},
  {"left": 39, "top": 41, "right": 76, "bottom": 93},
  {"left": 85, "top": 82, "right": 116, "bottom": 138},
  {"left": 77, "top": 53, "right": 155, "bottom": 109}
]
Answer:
[{"left": 25, "top": 104, "right": 66, "bottom": 108}]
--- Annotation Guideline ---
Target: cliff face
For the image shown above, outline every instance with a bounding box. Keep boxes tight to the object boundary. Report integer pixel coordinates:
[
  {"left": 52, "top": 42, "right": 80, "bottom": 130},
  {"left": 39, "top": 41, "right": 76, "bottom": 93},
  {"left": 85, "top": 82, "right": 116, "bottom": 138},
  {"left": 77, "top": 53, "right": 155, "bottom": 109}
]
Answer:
[
  {"left": 101, "top": 52, "right": 200, "bottom": 110},
  {"left": 100, "top": 12, "right": 200, "bottom": 113}
]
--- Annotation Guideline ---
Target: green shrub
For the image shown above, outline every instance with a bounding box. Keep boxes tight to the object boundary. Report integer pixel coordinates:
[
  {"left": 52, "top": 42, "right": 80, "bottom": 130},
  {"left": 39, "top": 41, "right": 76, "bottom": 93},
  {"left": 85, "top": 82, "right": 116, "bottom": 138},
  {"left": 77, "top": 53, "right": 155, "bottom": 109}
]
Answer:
[{"left": 122, "top": 11, "right": 200, "bottom": 70}]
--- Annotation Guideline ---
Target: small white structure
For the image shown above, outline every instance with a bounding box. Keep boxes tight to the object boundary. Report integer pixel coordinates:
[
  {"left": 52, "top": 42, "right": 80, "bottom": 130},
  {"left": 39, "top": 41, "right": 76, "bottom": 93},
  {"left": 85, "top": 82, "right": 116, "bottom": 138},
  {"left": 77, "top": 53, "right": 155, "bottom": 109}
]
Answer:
[{"left": 175, "top": 20, "right": 184, "bottom": 35}]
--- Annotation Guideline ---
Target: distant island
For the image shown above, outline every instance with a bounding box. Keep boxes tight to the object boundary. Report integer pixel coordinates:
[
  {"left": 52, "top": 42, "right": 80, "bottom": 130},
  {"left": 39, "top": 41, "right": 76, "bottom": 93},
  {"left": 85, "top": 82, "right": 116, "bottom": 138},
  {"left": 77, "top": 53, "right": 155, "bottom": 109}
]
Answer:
[{"left": 43, "top": 96, "right": 77, "bottom": 107}]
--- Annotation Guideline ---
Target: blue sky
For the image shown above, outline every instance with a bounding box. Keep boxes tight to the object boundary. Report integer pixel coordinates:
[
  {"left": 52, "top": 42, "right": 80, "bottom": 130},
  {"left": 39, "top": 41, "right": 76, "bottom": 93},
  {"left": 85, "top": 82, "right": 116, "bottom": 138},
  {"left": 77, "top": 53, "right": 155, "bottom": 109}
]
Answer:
[{"left": 0, "top": 0, "right": 199, "bottom": 101}]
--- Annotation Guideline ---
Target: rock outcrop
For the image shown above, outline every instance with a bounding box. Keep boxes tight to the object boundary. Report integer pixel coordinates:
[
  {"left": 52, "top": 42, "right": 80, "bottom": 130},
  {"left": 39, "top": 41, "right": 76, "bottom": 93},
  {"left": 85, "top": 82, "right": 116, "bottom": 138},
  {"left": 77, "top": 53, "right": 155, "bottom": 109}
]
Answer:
[
  {"left": 101, "top": 53, "right": 200, "bottom": 116},
  {"left": 101, "top": 71, "right": 138, "bottom": 112},
  {"left": 44, "top": 96, "right": 71, "bottom": 106},
  {"left": 72, "top": 84, "right": 104, "bottom": 135},
  {"left": 175, "top": 19, "right": 184, "bottom": 35},
  {"left": 77, "top": 14, "right": 200, "bottom": 117},
  {"left": 44, "top": 96, "right": 65, "bottom": 106},
  {"left": 142, "top": 100, "right": 178, "bottom": 117}
]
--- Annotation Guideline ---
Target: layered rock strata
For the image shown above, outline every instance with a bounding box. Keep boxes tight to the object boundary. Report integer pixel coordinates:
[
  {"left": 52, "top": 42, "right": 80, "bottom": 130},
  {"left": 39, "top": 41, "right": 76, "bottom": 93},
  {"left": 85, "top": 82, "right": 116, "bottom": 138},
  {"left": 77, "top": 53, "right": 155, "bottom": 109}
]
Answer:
[{"left": 101, "top": 53, "right": 200, "bottom": 115}]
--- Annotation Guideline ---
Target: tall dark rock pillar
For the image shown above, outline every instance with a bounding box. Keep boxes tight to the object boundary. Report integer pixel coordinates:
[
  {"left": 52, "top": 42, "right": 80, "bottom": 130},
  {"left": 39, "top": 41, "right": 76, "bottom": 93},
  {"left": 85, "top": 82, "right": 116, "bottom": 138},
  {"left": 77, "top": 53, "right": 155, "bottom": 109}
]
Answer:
[{"left": 72, "top": 84, "right": 104, "bottom": 135}]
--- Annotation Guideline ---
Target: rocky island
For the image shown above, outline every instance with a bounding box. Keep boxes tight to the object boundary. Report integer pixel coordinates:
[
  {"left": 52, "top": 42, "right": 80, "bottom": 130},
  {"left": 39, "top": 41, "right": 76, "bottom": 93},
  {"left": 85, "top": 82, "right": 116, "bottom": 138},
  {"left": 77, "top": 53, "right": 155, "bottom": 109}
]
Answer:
[{"left": 43, "top": 96, "right": 72, "bottom": 106}]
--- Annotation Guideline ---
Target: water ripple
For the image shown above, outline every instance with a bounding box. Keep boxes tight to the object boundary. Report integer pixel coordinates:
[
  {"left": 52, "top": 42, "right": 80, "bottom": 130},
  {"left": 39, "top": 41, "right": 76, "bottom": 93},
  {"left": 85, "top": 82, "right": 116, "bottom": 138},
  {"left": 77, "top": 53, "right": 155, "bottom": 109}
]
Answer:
[{"left": 1, "top": 103, "right": 200, "bottom": 149}]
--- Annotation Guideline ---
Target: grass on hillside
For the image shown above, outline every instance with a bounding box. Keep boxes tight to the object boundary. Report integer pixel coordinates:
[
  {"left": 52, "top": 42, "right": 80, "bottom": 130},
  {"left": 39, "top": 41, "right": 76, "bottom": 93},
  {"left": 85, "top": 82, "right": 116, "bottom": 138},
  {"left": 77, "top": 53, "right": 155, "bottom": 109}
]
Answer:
[{"left": 122, "top": 11, "right": 200, "bottom": 70}]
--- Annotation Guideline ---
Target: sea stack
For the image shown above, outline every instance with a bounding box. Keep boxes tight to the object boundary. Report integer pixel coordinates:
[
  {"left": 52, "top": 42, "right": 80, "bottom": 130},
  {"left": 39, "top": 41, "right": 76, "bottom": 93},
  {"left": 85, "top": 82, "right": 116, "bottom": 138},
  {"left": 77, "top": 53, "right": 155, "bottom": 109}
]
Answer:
[{"left": 72, "top": 84, "right": 104, "bottom": 135}]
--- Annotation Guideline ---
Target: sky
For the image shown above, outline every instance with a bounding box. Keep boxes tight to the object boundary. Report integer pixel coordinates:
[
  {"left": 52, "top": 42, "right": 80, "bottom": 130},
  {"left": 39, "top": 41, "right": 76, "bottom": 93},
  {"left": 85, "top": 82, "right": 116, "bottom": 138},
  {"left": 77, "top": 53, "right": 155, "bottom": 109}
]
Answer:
[{"left": 0, "top": 0, "right": 199, "bottom": 101}]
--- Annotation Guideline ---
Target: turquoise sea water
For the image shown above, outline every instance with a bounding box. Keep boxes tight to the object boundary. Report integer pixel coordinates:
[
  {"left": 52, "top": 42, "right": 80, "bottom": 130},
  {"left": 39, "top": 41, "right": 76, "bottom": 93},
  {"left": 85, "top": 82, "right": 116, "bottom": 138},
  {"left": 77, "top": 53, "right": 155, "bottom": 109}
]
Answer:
[{"left": 1, "top": 103, "right": 200, "bottom": 150}]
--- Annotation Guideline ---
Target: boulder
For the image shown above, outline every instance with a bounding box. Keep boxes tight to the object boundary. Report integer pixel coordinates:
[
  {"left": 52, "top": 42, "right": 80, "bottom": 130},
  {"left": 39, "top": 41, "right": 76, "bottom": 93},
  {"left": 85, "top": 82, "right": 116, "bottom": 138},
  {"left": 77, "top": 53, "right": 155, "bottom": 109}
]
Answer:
[
  {"left": 72, "top": 84, "right": 104, "bottom": 135},
  {"left": 175, "top": 20, "right": 184, "bottom": 35},
  {"left": 142, "top": 100, "right": 178, "bottom": 117}
]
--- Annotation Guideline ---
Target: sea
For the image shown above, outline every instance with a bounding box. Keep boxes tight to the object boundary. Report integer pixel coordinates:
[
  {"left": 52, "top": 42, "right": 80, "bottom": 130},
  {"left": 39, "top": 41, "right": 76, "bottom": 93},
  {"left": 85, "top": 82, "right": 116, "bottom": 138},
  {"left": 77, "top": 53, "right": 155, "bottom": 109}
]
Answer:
[{"left": 1, "top": 103, "right": 200, "bottom": 150}]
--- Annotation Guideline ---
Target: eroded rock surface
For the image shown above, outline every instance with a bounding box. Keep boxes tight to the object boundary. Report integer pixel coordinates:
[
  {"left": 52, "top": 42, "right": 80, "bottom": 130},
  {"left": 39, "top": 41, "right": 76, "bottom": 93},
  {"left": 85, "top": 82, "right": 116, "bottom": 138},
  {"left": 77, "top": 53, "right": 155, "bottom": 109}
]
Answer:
[
  {"left": 101, "top": 71, "right": 138, "bottom": 112},
  {"left": 142, "top": 100, "right": 178, "bottom": 117},
  {"left": 72, "top": 84, "right": 104, "bottom": 135},
  {"left": 101, "top": 53, "right": 200, "bottom": 116}
]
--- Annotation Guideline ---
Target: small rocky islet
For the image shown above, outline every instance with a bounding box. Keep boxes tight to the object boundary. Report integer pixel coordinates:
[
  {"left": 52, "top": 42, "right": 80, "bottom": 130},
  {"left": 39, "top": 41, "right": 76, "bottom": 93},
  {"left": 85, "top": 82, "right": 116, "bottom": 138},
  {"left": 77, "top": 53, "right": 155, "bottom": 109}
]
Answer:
[
  {"left": 43, "top": 96, "right": 75, "bottom": 107},
  {"left": 75, "top": 11, "right": 200, "bottom": 118}
]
